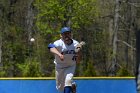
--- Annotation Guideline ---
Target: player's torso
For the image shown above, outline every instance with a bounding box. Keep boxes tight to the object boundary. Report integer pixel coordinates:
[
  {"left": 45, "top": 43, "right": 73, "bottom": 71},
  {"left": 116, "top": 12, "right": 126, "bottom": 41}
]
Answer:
[{"left": 54, "top": 39, "right": 78, "bottom": 68}]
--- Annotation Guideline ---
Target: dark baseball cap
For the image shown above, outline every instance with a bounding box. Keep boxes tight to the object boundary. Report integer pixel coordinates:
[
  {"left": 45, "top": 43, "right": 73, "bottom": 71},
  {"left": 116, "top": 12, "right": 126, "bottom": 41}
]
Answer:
[{"left": 60, "top": 27, "right": 71, "bottom": 34}]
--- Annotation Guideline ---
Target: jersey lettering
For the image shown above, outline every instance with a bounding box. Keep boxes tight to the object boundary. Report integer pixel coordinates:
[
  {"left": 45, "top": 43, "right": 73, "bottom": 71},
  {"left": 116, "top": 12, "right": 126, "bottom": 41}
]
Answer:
[{"left": 61, "top": 50, "right": 75, "bottom": 55}]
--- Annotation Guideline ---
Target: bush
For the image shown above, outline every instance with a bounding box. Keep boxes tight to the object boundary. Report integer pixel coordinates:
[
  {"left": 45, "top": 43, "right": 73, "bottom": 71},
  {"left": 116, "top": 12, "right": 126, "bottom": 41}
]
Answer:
[
  {"left": 117, "top": 67, "right": 131, "bottom": 76},
  {"left": 17, "top": 58, "right": 43, "bottom": 77}
]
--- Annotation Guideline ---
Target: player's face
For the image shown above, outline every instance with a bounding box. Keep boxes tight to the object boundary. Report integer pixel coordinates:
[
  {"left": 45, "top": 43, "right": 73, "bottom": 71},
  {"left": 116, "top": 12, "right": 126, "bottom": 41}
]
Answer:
[
  {"left": 61, "top": 31, "right": 72, "bottom": 45},
  {"left": 61, "top": 31, "right": 71, "bottom": 41}
]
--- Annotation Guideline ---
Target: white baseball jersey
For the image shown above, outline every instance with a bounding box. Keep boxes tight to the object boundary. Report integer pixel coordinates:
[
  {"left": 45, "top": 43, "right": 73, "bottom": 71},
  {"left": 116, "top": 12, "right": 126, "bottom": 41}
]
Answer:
[{"left": 53, "top": 39, "right": 79, "bottom": 68}]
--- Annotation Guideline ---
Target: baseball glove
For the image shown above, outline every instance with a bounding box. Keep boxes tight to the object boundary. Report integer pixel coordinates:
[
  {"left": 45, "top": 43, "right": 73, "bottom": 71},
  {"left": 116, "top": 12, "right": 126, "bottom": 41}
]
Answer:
[{"left": 75, "top": 41, "right": 86, "bottom": 53}]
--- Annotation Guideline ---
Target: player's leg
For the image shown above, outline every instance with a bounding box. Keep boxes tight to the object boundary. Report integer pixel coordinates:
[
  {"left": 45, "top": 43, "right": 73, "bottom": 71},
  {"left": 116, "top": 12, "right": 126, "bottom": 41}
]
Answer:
[
  {"left": 64, "top": 73, "right": 73, "bottom": 93},
  {"left": 64, "top": 65, "right": 76, "bottom": 93},
  {"left": 64, "top": 86, "right": 72, "bottom": 93},
  {"left": 64, "top": 81, "right": 77, "bottom": 93},
  {"left": 56, "top": 67, "right": 65, "bottom": 92}
]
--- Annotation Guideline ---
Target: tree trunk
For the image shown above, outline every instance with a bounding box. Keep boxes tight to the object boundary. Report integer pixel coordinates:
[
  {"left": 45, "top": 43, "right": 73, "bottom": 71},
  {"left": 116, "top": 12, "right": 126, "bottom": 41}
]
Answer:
[
  {"left": 0, "top": 25, "right": 2, "bottom": 69},
  {"left": 0, "top": 3, "right": 4, "bottom": 74},
  {"left": 0, "top": 7, "right": 3, "bottom": 68},
  {"left": 129, "top": 0, "right": 137, "bottom": 75},
  {"left": 110, "top": 0, "right": 120, "bottom": 76},
  {"left": 125, "top": 0, "right": 131, "bottom": 69},
  {"left": 26, "top": 0, "right": 34, "bottom": 41},
  {"left": 26, "top": 0, "right": 35, "bottom": 60},
  {"left": 109, "top": 19, "right": 114, "bottom": 45}
]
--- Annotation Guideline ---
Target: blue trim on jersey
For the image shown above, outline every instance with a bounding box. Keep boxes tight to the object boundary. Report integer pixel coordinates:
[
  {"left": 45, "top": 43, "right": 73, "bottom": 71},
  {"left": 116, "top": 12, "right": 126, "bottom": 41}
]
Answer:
[{"left": 48, "top": 43, "right": 55, "bottom": 49}]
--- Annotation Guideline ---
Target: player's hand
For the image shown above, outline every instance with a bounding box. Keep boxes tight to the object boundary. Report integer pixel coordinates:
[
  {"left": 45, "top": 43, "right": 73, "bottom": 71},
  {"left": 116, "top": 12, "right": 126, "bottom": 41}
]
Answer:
[{"left": 58, "top": 54, "right": 64, "bottom": 61}]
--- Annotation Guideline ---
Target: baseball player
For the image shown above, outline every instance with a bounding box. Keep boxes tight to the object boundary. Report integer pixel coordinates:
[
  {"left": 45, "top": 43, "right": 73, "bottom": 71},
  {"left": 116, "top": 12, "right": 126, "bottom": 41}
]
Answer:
[{"left": 48, "top": 27, "right": 82, "bottom": 93}]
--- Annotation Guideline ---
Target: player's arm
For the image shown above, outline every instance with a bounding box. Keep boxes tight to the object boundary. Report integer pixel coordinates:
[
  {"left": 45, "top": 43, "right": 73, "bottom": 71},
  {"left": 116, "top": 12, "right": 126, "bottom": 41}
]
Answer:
[{"left": 48, "top": 44, "right": 64, "bottom": 61}]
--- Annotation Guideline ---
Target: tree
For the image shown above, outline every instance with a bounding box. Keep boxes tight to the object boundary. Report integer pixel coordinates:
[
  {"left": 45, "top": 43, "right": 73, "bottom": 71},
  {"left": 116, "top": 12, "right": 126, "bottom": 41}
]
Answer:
[
  {"left": 34, "top": 0, "right": 98, "bottom": 34},
  {"left": 0, "top": 0, "right": 139, "bottom": 77},
  {"left": 0, "top": 4, "right": 3, "bottom": 75},
  {"left": 34, "top": 0, "right": 98, "bottom": 76},
  {"left": 0, "top": 0, "right": 8, "bottom": 76},
  {"left": 110, "top": 0, "right": 120, "bottom": 76}
]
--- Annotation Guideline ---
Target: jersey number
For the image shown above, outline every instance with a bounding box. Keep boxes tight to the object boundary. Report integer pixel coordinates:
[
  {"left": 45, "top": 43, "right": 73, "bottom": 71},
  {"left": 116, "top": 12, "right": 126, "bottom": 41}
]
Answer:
[{"left": 72, "top": 55, "right": 77, "bottom": 61}]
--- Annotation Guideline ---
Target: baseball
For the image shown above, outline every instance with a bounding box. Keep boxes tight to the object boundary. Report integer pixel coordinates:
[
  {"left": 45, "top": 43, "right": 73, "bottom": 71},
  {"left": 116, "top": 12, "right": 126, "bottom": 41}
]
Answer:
[{"left": 30, "top": 38, "right": 35, "bottom": 42}]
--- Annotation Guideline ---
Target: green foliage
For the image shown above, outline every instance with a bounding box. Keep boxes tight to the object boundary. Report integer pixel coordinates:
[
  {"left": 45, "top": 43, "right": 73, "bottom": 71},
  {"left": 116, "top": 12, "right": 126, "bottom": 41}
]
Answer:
[
  {"left": 116, "top": 67, "right": 131, "bottom": 76},
  {"left": 0, "top": 0, "right": 137, "bottom": 77},
  {"left": 50, "top": 69, "right": 55, "bottom": 77},
  {"left": 0, "top": 69, "right": 7, "bottom": 77},
  {"left": 17, "top": 59, "right": 43, "bottom": 77},
  {"left": 0, "top": 0, "right": 9, "bottom": 13},
  {"left": 83, "top": 62, "right": 96, "bottom": 76},
  {"left": 2, "top": 25, "right": 26, "bottom": 62},
  {"left": 34, "top": 0, "right": 98, "bottom": 35},
  {"left": 33, "top": 0, "right": 100, "bottom": 77}
]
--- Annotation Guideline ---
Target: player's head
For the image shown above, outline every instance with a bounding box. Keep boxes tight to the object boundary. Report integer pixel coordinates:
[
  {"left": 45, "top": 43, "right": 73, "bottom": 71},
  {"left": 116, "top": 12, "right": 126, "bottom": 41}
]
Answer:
[{"left": 60, "top": 27, "right": 72, "bottom": 45}]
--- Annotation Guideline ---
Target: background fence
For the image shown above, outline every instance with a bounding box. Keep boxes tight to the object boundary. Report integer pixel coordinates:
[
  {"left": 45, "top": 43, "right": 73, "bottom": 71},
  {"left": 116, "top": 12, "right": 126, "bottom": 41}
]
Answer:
[{"left": 0, "top": 77, "right": 137, "bottom": 93}]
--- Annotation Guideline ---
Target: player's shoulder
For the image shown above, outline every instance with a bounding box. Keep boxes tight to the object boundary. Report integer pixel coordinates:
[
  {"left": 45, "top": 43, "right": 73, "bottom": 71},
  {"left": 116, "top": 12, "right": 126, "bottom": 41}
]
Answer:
[
  {"left": 54, "top": 39, "right": 63, "bottom": 46},
  {"left": 54, "top": 39, "right": 62, "bottom": 43}
]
